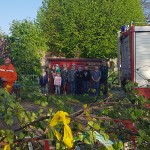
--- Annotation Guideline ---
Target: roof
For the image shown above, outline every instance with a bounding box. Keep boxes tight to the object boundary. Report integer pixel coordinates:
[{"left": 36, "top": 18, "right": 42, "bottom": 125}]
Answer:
[{"left": 46, "top": 57, "right": 104, "bottom": 62}]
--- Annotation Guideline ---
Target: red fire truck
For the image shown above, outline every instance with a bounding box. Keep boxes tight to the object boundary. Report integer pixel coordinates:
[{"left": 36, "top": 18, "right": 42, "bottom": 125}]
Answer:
[{"left": 118, "top": 25, "right": 150, "bottom": 98}]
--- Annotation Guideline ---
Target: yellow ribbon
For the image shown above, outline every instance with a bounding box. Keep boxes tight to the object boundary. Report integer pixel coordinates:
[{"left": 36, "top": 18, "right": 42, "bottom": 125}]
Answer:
[
  {"left": 4, "top": 145, "right": 11, "bottom": 150},
  {"left": 50, "top": 111, "right": 73, "bottom": 148}
]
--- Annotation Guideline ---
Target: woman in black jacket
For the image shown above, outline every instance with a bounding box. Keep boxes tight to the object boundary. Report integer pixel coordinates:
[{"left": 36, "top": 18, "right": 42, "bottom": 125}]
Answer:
[
  {"left": 83, "top": 65, "right": 91, "bottom": 94},
  {"left": 75, "top": 66, "right": 83, "bottom": 94}
]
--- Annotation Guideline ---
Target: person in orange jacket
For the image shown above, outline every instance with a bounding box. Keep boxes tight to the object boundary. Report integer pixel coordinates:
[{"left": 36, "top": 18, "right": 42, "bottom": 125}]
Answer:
[{"left": 0, "top": 56, "right": 17, "bottom": 93}]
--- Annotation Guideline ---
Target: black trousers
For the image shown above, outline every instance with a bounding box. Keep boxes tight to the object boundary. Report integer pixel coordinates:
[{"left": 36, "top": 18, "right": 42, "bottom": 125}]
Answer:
[
  {"left": 100, "top": 78, "right": 108, "bottom": 95},
  {"left": 75, "top": 80, "right": 82, "bottom": 94}
]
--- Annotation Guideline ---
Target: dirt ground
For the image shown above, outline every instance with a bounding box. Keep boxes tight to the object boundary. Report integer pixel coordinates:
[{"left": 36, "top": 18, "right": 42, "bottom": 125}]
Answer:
[{"left": 0, "top": 101, "right": 41, "bottom": 130}]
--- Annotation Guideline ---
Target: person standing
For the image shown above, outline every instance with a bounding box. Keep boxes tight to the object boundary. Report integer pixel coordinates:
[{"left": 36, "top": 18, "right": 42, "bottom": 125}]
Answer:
[
  {"left": 75, "top": 66, "right": 83, "bottom": 95},
  {"left": 61, "top": 63, "right": 69, "bottom": 94},
  {"left": 92, "top": 65, "right": 101, "bottom": 96},
  {"left": 68, "top": 63, "right": 77, "bottom": 94},
  {"left": 54, "top": 73, "right": 62, "bottom": 95},
  {"left": 55, "top": 64, "right": 61, "bottom": 73},
  {"left": 0, "top": 56, "right": 17, "bottom": 93},
  {"left": 51, "top": 65, "right": 56, "bottom": 78},
  {"left": 83, "top": 65, "right": 91, "bottom": 94},
  {"left": 50, "top": 65, "right": 56, "bottom": 93},
  {"left": 100, "top": 60, "right": 108, "bottom": 96},
  {"left": 39, "top": 68, "right": 49, "bottom": 95}
]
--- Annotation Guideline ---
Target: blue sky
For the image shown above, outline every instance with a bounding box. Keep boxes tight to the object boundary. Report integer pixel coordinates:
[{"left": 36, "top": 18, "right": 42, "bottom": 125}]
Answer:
[{"left": 0, "top": 0, "right": 42, "bottom": 35}]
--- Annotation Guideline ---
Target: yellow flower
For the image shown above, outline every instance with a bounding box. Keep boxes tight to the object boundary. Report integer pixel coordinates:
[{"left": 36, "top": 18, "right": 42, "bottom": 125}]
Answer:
[{"left": 50, "top": 111, "right": 73, "bottom": 148}]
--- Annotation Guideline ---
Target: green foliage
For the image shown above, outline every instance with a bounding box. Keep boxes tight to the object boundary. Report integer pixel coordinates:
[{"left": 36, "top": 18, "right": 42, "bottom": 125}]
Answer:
[
  {"left": 7, "top": 19, "right": 48, "bottom": 76},
  {"left": 0, "top": 89, "right": 33, "bottom": 145},
  {"left": 36, "top": 0, "right": 145, "bottom": 58},
  {"left": 0, "top": 81, "right": 150, "bottom": 149},
  {"left": 17, "top": 75, "right": 42, "bottom": 100}
]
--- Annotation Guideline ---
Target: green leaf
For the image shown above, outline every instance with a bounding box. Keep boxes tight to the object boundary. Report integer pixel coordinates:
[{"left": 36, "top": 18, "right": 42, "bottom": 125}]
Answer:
[
  {"left": 7, "top": 137, "right": 13, "bottom": 144},
  {"left": 6, "top": 119, "right": 13, "bottom": 125},
  {"left": 31, "top": 112, "right": 37, "bottom": 120},
  {"left": 131, "top": 112, "right": 137, "bottom": 121},
  {"left": 93, "top": 123, "right": 100, "bottom": 130},
  {"left": 77, "top": 133, "right": 84, "bottom": 141},
  {"left": 34, "top": 100, "right": 41, "bottom": 105},
  {"left": 88, "top": 121, "right": 94, "bottom": 127},
  {"left": 48, "top": 108, "right": 53, "bottom": 114},
  {"left": 7, "top": 108, "right": 12, "bottom": 116},
  {"left": 117, "top": 141, "right": 123, "bottom": 149},
  {"left": 144, "top": 136, "right": 150, "bottom": 142},
  {"left": 47, "top": 129, "right": 54, "bottom": 141},
  {"left": 100, "top": 131, "right": 109, "bottom": 141},
  {"left": 134, "top": 109, "right": 143, "bottom": 118},
  {"left": 84, "top": 138, "right": 91, "bottom": 144},
  {"left": 41, "top": 101, "right": 48, "bottom": 107},
  {"left": 102, "top": 109, "right": 109, "bottom": 115},
  {"left": 138, "top": 130, "right": 146, "bottom": 138},
  {"left": 134, "top": 82, "right": 138, "bottom": 87},
  {"left": 39, "top": 108, "right": 44, "bottom": 113},
  {"left": 106, "top": 146, "right": 114, "bottom": 150},
  {"left": 137, "top": 137, "right": 143, "bottom": 144},
  {"left": 18, "top": 132, "right": 25, "bottom": 139}
]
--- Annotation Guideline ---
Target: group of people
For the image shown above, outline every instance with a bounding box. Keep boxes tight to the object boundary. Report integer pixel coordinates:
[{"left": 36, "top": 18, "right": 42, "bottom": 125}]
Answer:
[
  {"left": 39, "top": 60, "right": 108, "bottom": 96},
  {"left": 0, "top": 56, "right": 109, "bottom": 97},
  {"left": 0, "top": 56, "right": 108, "bottom": 97}
]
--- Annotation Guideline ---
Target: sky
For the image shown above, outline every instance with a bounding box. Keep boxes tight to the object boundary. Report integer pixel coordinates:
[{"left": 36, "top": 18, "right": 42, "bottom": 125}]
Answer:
[{"left": 0, "top": 0, "right": 43, "bottom": 35}]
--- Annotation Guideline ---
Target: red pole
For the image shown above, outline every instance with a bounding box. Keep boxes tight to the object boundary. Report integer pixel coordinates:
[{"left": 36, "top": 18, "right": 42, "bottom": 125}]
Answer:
[{"left": 44, "top": 140, "right": 50, "bottom": 150}]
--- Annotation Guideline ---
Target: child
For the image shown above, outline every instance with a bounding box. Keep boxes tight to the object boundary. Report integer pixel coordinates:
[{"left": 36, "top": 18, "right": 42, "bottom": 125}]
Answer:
[
  {"left": 39, "top": 68, "right": 48, "bottom": 94},
  {"left": 61, "top": 63, "right": 69, "bottom": 94},
  {"left": 55, "top": 64, "right": 61, "bottom": 73},
  {"left": 54, "top": 73, "right": 62, "bottom": 95}
]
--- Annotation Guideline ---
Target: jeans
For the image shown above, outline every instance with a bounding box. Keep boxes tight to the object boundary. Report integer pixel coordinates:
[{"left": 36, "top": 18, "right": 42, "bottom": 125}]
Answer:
[
  {"left": 62, "top": 79, "right": 67, "bottom": 93},
  {"left": 70, "top": 81, "right": 75, "bottom": 94},
  {"left": 41, "top": 84, "right": 48, "bottom": 94},
  {"left": 93, "top": 81, "right": 100, "bottom": 95},
  {"left": 55, "top": 85, "right": 60, "bottom": 95},
  {"left": 83, "top": 81, "right": 89, "bottom": 94}
]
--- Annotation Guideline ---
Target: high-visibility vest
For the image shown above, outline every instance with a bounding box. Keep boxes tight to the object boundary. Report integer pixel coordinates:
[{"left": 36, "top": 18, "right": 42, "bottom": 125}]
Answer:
[{"left": 0, "top": 64, "right": 17, "bottom": 92}]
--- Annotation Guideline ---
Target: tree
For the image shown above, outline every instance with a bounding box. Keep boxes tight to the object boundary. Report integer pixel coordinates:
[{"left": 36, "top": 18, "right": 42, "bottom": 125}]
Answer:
[
  {"left": 141, "top": 0, "right": 150, "bottom": 22},
  {"left": 36, "top": 0, "right": 145, "bottom": 58},
  {"left": 8, "top": 19, "right": 48, "bottom": 76},
  {"left": 0, "top": 33, "right": 9, "bottom": 64}
]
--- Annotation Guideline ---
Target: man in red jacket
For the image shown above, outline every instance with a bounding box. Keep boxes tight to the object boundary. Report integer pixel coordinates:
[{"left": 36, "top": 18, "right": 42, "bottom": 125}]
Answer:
[{"left": 0, "top": 56, "right": 17, "bottom": 93}]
